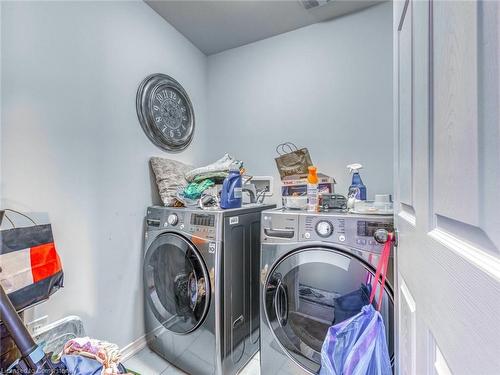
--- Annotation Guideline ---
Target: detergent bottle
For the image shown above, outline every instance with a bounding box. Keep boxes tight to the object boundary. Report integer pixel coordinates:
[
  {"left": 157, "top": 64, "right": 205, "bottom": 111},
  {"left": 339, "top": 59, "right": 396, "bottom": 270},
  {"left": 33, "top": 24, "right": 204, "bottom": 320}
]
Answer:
[
  {"left": 347, "top": 163, "right": 367, "bottom": 201},
  {"left": 220, "top": 164, "right": 242, "bottom": 209},
  {"left": 307, "top": 166, "right": 319, "bottom": 212}
]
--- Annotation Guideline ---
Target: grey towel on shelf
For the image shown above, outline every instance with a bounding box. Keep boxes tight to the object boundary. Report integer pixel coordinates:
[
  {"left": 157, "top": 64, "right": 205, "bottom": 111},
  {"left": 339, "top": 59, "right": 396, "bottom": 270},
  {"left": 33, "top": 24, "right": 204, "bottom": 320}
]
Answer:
[{"left": 150, "top": 157, "right": 193, "bottom": 206}]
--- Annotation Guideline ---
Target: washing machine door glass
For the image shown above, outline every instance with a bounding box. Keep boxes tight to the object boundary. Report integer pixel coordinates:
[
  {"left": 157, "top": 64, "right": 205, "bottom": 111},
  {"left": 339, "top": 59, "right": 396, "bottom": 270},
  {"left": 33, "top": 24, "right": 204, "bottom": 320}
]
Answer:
[
  {"left": 264, "top": 247, "right": 394, "bottom": 373},
  {"left": 144, "top": 233, "right": 210, "bottom": 334}
]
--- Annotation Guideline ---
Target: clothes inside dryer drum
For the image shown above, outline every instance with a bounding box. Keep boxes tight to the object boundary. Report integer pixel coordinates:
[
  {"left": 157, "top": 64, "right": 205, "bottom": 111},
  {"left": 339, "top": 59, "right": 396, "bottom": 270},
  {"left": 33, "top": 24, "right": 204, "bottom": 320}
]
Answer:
[
  {"left": 144, "top": 233, "right": 210, "bottom": 334},
  {"left": 263, "top": 248, "right": 394, "bottom": 374}
]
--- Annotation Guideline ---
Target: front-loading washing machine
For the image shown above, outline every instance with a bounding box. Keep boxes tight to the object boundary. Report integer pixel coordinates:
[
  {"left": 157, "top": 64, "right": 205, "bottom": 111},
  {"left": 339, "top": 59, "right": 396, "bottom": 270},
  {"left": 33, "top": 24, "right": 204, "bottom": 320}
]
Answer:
[
  {"left": 143, "top": 204, "right": 274, "bottom": 375},
  {"left": 260, "top": 208, "right": 394, "bottom": 374}
]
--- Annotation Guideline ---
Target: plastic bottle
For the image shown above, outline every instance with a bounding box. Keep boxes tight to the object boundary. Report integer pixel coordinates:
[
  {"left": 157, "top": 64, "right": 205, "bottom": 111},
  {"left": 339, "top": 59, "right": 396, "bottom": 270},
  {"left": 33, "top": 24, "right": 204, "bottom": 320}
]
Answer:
[
  {"left": 220, "top": 164, "right": 242, "bottom": 209},
  {"left": 347, "top": 163, "right": 367, "bottom": 201},
  {"left": 307, "top": 166, "right": 319, "bottom": 212}
]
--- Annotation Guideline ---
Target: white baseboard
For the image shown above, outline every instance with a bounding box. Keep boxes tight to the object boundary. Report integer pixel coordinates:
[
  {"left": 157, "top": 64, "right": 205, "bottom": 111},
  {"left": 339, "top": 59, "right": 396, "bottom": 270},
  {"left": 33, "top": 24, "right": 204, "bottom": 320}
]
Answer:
[
  {"left": 120, "top": 334, "right": 149, "bottom": 362},
  {"left": 120, "top": 326, "right": 165, "bottom": 362}
]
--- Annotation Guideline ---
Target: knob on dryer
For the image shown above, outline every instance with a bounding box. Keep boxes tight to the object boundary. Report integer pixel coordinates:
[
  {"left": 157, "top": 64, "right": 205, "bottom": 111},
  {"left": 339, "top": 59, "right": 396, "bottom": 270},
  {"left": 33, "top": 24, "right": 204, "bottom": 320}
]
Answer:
[
  {"left": 167, "top": 213, "right": 178, "bottom": 226},
  {"left": 315, "top": 220, "right": 334, "bottom": 238}
]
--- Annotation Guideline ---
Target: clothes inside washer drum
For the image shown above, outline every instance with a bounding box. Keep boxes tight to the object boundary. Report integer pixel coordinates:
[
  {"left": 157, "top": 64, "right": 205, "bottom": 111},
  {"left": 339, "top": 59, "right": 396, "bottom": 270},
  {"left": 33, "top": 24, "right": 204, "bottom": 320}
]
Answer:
[
  {"left": 332, "top": 284, "right": 372, "bottom": 325},
  {"left": 287, "top": 312, "right": 330, "bottom": 355},
  {"left": 174, "top": 273, "right": 190, "bottom": 315}
]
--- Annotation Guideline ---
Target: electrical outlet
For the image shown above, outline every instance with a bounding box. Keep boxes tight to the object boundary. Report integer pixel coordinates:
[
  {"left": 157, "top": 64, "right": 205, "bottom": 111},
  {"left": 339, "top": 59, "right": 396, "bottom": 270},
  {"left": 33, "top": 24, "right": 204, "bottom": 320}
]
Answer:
[
  {"left": 26, "top": 315, "right": 48, "bottom": 334},
  {"left": 251, "top": 176, "right": 274, "bottom": 196}
]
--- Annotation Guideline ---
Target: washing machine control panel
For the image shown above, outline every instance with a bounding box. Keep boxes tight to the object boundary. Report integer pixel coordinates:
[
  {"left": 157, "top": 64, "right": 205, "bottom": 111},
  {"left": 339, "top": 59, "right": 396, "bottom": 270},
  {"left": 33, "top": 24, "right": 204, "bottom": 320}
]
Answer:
[
  {"left": 261, "top": 210, "right": 393, "bottom": 252},
  {"left": 186, "top": 212, "right": 217, "bottom": 239},
  {"left": 301, "top": 215, "right": 345, "bottom": 243},
  {"left": 167, "top": 213, "right": 179, "bottom": 226},
  {"left": 298, "top": 213, "right": 393, "bottom": 253},
  {"left": 146, "top": 207, "right": 218, "bottom": 240},
  {"left": 315, "top": 220, "right": 334, "bottom": 238}
]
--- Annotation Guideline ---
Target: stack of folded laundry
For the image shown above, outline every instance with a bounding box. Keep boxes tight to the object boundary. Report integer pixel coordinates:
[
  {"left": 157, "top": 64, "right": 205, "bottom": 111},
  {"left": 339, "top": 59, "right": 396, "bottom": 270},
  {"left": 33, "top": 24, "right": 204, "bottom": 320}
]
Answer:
[{"left": 150, "top": 153, "right": 243, "bottom": 208}]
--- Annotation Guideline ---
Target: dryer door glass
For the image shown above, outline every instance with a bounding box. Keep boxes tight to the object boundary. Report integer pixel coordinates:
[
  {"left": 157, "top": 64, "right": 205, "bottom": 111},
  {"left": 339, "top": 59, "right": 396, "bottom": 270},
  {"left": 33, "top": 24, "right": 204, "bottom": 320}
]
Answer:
[
  {"left": 264, "top": 247, "right": 394, "bottom": 373},
  {"left": 144, "top": 233, "right": 210, "bottom": 334}
]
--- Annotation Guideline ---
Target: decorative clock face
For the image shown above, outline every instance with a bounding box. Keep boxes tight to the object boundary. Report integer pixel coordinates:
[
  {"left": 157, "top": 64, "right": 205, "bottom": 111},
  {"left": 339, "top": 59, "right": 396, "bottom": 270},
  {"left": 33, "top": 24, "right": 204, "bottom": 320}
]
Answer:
[{"left": 137, "top": 74, "right": 194, "bottom": 152}]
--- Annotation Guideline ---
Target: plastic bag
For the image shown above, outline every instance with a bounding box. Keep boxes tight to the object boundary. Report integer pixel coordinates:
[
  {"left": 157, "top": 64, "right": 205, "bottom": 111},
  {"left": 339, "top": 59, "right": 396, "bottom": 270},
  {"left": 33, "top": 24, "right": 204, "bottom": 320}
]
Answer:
[
  {"left": 182, "top": 179, "right": 215, "bottom": 200},
  {"left": 319, "top": 305, "right": 391, "bottom": 375},
  {"left": 319, "top": 235, "right": 393, "bottom": 375},
  {"left": 184, "top": 154, "right": 242, "bottom": 183}
]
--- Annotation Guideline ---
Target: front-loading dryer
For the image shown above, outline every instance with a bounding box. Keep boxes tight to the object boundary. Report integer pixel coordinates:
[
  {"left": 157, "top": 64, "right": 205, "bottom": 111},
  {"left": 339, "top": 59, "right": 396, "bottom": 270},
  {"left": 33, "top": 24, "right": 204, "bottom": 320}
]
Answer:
[
  {"left": 260, "top": 208, "right": 394, "bottom": 374},
  {"left": 144, "top": 204, "right": 274, "bottom": 375}
]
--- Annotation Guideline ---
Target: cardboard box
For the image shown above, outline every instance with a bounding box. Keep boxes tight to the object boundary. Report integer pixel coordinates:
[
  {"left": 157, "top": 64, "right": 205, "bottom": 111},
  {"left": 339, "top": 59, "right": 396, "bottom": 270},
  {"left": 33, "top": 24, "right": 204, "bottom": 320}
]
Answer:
[
  {"left": 282, "top": 183, "right": 334, "bottom": 196},
  {"left": 281, "top": 173, "right": 336, "bottom": 196},
  {"left": 281, "top": 173, "right": 336, "bottom": 186}
]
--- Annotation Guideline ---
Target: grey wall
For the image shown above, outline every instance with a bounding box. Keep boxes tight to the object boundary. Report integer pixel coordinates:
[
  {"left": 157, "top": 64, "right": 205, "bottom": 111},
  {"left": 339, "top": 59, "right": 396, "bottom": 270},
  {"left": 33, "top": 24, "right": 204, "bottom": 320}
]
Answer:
[
  {"left": 0, "top": 3, "right": 2, "bottom": 202},
  {"left": 1, "top": 0, "right": 393, "bottom": 350},
  {"left": 0, "top": 1, "right": 207, "bottom": 347},
  {"left": 207, "top": 2, "right": 393, "bottom": 200}
]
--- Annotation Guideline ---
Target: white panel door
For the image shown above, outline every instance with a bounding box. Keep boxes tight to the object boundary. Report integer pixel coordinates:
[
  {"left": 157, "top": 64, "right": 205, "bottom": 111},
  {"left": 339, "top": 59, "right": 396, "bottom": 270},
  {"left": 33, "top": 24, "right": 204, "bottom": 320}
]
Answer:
[{"left": 394, "top": 1, "right": 500, "bottom": 374}]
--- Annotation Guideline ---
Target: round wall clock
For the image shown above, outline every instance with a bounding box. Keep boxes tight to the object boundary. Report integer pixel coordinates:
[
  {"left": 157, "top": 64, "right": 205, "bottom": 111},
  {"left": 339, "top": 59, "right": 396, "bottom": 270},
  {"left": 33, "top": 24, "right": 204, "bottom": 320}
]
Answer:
[{"left": 136, "top": 73, "right": 195, "bottom": 152}]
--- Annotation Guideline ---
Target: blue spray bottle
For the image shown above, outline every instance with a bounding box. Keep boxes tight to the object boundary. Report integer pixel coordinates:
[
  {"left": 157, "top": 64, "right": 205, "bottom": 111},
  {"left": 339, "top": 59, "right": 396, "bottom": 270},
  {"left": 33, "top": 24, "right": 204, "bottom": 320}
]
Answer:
[
  {"left": 347, "top": 163, "right": 367, "bottom": 201},
  {"left": 220, "top": 164, "right": 242, "bottom": 209}
]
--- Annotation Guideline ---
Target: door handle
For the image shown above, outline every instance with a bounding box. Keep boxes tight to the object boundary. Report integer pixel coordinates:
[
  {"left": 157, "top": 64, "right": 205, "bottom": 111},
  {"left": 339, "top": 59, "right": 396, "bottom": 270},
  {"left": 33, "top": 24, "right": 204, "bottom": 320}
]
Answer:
[
  {"left": 274, "top": 281, "right": 288, "bottom": 326},
  {"left": 232, "top": 315, "right": 244, "bottom": 328},
  {"left": 264, "top": 228, "right": 295, "bottom": 238}
]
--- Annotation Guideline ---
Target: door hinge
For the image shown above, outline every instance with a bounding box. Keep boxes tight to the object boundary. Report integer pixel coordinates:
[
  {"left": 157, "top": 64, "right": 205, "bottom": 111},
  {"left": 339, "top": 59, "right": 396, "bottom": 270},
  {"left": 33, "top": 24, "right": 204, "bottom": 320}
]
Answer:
[{"left": 393, "top": 228, "right": 399, "bottom": 247}]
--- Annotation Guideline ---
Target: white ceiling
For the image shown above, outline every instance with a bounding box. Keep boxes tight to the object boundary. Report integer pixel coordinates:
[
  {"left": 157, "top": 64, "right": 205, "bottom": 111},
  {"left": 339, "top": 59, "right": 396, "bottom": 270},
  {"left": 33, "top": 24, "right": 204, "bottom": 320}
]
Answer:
[{"left": 145, "top": 0, "right": 385, "bottom": 55}]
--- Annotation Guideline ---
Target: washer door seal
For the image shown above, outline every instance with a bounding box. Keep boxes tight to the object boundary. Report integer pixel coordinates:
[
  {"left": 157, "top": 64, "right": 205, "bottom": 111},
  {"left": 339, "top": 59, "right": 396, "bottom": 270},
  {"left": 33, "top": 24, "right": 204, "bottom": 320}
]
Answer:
[{"left": 144, "top": 233, "right": 210, "bottom": 335}]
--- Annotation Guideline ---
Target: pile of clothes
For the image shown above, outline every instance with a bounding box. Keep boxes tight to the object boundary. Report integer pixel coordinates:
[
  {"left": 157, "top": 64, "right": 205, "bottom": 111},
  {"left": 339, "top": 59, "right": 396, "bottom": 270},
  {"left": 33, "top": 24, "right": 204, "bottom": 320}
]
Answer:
[
  {"left": 150, "top": 154, "right": 243, "bottom": 208},
  {"left": 59, "top": 337, "right": 130, "bottom": 375}
]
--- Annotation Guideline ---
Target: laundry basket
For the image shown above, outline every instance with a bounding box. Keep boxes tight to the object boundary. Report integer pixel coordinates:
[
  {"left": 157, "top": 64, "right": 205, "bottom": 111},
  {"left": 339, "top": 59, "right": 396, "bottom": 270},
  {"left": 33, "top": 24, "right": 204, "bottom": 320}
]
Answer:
[{"left": 33, "top": 316, "right": 85, "bottom": 358}]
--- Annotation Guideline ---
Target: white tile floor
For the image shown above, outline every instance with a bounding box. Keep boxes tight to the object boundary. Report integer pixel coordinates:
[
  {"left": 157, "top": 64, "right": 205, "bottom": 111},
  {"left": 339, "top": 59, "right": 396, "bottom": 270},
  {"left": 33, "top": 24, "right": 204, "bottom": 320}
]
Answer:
[{"left": 123, "top": 348, "right": 260, "bottom": 375}]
